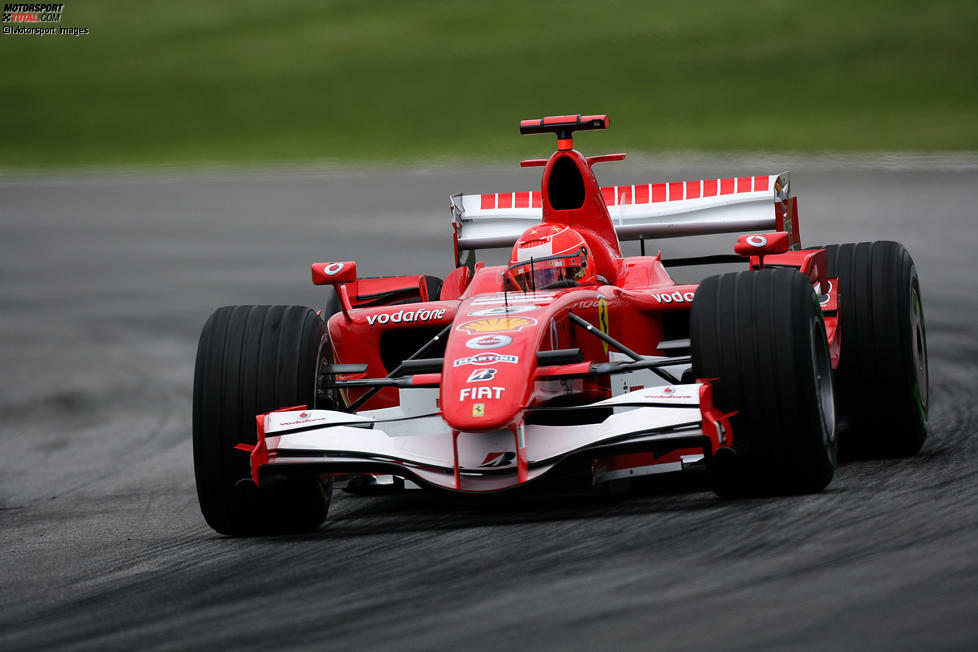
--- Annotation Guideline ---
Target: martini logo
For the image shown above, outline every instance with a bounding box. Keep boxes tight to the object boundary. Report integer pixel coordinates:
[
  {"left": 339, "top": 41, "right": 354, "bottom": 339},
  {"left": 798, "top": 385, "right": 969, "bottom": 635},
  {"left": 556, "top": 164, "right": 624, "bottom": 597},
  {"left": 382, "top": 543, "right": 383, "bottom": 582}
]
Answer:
[
  {"left": 457, "top": 317, "right": 537, "bottom": 334},
  {"left": 465, "top": 335, "right": 513, "bottom": 350},
  {"left": 453, "top": 353, "right": 518, "bottom": 367},
  {"left": 466, "top": 368, "right": 497, "bottom": 382},
  {"left": 479, "top": 451, "right": 515, "bottom": 467},
  {"left": 468, "top": 305, "right": 537, "bottom": 317}
]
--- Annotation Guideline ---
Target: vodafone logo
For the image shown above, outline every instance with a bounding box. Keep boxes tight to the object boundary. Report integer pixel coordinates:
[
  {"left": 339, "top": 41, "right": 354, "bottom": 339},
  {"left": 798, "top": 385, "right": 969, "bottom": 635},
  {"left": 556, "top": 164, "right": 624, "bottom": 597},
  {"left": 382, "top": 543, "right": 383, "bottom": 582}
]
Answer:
[
  {"left": 746, "top": 235, "right": 768, "bottom": 248},
  {"left": 651, "top": 290, "right": 695, "bottom": 304},
  {"left": 642, "top": 387, "right": 694, "bottom": 400},
  {"left": 322, "top": 262, "right": 345, "bottom": 276},
  {"left": 279, "top": 414, "right": 330, "bottom": 426},
  {"left": 576, "top": 300, "right": 602, "bottom": 309},
  {"left": 466, "top": 335, "right": 513, "bottom": 350},
  {"left": 366, "top": 308, "right": 447, "bottom": 325}
]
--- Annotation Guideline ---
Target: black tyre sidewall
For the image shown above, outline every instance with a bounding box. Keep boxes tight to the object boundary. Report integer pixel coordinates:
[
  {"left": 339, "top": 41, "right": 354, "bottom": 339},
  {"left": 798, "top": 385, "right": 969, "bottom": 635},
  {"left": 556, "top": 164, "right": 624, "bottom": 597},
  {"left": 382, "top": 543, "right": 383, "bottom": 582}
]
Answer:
[
  {"left": 193, "top": 305, "right": 330, "bottom": 535},
  {"left": 824, "top": 241, "right": 927, "bottom": 456},
  {"left": 691, "top": 269, "right": 837, "bottom": 496}
]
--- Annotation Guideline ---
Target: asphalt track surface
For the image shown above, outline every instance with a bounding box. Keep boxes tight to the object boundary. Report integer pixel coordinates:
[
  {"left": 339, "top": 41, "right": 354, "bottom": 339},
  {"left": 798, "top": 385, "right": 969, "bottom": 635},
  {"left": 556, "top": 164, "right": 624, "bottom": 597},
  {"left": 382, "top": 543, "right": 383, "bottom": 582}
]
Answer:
[{"left": 1, "top": 155, "right": 977, "bottom": 651}]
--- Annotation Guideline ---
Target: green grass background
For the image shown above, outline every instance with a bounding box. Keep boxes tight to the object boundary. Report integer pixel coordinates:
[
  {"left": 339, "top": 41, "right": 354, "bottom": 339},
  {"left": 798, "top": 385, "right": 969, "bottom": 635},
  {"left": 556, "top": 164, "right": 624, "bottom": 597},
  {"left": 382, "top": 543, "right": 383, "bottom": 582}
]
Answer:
[{"left": 1, "top": 0, "right": 976, "bottom": 167}]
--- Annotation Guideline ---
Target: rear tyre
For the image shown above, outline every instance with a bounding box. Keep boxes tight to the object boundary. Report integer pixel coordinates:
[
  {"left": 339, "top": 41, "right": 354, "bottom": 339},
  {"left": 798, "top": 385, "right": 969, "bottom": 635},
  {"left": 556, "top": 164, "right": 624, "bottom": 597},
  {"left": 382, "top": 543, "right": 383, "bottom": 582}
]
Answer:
[
  {"left": 823, "top": 241, "right": 928, "bottom": 457},
  {"left": 691, "top": 269, "right": 837, "bottom": 497},
  {"left": 193, "top": 305, "right": 331, "bottom": 535}
]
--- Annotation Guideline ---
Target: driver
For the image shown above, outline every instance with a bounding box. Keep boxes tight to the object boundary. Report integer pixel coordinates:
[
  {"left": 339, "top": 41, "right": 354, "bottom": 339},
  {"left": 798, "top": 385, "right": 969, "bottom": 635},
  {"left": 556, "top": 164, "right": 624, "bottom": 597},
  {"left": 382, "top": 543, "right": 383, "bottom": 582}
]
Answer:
[{"left": 507, "top": 224, "right": 597, "bottom": 291}]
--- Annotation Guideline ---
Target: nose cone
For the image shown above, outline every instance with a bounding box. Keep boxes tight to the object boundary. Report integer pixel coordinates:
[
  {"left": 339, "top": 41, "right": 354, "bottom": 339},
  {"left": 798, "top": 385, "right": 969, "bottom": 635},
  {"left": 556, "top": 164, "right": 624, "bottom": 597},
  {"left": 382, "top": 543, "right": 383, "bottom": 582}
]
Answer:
[{"left": 440, "top": 306, "right": 544, "bottom": 432}]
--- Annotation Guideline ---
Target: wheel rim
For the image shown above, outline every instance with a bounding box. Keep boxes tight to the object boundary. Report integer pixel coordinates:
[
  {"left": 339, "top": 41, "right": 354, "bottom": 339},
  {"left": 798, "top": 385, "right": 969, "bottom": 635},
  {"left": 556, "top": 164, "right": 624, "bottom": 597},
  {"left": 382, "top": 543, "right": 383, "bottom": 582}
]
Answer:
[
  {"left": 810, "top": 315, "right": 836, "bottom": 451},
  {"left": 910, "top": 284, "right": 928, "bottom": 410}
]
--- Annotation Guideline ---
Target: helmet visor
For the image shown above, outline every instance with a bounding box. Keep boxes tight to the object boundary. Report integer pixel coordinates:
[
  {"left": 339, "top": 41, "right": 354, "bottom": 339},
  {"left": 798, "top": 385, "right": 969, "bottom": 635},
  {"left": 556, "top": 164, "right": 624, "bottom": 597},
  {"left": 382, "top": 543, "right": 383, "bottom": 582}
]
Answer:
[{"left": 507, "top": 250, "right": 587, "bottom": 291}]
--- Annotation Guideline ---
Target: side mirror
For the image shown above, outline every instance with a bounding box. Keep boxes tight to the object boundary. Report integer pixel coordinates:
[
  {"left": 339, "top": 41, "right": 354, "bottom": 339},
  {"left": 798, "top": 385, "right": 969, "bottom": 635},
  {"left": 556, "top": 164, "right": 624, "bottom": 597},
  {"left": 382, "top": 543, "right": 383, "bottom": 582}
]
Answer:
[
  {"left": 734, "top": 232, "right": 790, "bottom": 257},
  {"left": 311, "top": 261, "right": 357, "bottom": 286}
]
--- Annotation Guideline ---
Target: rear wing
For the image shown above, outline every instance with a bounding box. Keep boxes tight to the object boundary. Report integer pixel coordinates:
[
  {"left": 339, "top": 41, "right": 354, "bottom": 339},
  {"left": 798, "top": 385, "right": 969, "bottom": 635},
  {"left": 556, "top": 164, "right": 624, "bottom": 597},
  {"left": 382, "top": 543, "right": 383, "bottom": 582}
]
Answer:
[{"left": 451, "top": 172, "right": 799, "bottom": 264}]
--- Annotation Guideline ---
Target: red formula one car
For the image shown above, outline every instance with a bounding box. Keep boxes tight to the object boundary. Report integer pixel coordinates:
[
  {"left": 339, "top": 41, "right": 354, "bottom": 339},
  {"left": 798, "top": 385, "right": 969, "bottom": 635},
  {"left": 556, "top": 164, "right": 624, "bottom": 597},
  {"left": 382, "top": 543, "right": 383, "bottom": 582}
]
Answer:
[{"left": 193, "top": 114, "right": 929, "bottom": 535}]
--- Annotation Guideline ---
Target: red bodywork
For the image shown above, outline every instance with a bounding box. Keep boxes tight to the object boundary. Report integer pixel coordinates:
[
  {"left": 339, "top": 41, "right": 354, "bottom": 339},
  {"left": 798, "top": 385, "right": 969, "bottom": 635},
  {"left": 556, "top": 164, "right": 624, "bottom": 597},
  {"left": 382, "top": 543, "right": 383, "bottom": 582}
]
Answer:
[{"left": 300, "top": 114, "right": 840, "bottom": 490}]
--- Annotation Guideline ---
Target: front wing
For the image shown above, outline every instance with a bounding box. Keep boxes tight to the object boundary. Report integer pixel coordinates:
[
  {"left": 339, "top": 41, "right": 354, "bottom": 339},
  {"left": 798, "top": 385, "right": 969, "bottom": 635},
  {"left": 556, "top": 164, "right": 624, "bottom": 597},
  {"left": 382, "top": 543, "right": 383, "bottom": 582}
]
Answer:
[{"left": 241, "top": 383, "right": 733, "bottom": 493}]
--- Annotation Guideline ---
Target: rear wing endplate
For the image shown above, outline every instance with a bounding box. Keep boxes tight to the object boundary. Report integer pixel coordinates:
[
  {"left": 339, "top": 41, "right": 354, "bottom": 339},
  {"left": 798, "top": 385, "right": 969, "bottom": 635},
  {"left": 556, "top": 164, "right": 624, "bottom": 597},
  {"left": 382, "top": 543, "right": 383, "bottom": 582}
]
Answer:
[{"left": 451, "top": 172, "right": 798, "bottom": 263}]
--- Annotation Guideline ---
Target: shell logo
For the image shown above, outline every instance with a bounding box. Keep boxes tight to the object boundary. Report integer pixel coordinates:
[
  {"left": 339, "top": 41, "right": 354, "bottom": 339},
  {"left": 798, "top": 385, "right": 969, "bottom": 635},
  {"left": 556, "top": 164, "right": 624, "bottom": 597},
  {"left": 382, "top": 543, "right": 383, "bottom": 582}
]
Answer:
[{"left": 457, "top": 317, "right": 537, "bottom": 333}]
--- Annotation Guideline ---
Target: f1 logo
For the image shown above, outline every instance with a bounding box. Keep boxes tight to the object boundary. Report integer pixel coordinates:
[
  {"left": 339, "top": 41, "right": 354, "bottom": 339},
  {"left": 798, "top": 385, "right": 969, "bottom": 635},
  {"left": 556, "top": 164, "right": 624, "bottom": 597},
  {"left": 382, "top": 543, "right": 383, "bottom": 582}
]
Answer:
[{"left": 466, "top": 368, "right": 497, "bottom": 382}]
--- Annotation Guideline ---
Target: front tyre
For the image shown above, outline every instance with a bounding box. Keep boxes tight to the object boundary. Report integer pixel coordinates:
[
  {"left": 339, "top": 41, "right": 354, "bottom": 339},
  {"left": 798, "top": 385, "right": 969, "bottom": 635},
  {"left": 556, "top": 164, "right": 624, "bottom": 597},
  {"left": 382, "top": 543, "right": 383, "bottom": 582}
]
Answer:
[
  {"left": 823, "top": 241, "right": 928, "bottom": 457},
  {"left": 691, "top": 269, "right": 837, "bottom": 496},
  {"left": 193, "top": 305, "right": 331, "bottom": 535}
]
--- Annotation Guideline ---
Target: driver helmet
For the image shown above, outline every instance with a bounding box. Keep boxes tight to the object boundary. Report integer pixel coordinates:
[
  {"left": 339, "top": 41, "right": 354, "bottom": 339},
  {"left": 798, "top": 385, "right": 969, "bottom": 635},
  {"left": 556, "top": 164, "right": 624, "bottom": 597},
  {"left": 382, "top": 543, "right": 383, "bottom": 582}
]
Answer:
[{"left": 507, "top": 224, "right": 596, "bottom": 291}]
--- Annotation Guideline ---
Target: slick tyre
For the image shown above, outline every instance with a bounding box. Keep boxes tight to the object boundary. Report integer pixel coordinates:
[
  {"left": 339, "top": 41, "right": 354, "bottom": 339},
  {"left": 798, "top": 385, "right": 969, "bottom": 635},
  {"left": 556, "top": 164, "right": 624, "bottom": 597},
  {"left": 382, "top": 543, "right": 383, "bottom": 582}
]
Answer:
[
  {"left": 193, "top": 305, "right": 331, "bottom": 536},
  {"left": 691, "top": 269, "right": 837, "bottom": 496},
  {"left": 823, "top": 241, "right": 928, "bottom": 457}
]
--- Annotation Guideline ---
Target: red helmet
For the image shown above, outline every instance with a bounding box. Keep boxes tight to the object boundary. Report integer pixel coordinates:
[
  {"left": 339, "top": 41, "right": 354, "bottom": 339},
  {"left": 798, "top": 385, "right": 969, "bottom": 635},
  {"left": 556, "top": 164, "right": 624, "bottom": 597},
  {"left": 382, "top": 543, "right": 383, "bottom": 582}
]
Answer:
[{"left": 507, "top": 224, "right": 596, "bottom": 291}]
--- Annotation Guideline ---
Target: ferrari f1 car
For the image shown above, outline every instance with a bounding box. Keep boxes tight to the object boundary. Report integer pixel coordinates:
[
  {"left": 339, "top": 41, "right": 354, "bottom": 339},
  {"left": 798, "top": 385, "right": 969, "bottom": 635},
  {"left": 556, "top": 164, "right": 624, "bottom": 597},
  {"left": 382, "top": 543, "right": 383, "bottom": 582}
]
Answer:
[{"left": 193, "top": 114, "right": 929, "bottom": 535}]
